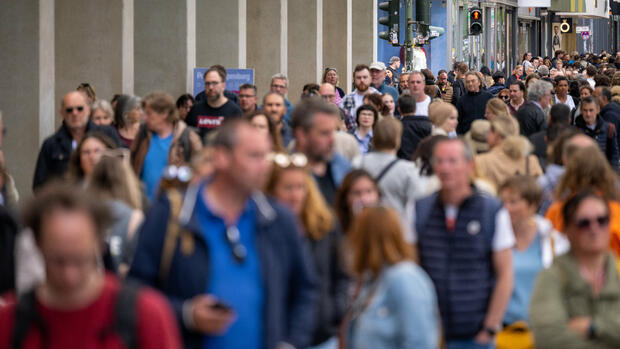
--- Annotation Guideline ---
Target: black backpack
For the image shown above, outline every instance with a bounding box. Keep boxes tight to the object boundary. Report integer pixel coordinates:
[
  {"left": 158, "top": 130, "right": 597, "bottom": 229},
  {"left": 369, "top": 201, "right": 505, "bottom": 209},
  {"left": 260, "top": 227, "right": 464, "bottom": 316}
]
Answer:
[{"left": 12, "top": 280, "right": 141, "bottom": 349}]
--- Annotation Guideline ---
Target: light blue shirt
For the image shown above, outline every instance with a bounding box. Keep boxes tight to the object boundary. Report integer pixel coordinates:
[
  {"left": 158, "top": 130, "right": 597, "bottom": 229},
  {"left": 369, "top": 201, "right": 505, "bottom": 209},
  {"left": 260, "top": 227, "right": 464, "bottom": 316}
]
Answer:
[
  {"left": 504, "top": 234, "right": 544, "bottom": 324},
  {"left": 140, "top": 133, "right": 173, "bottom": 200},
  {"left": 354, "top": 128, "right": 373, "bottom": 154}
]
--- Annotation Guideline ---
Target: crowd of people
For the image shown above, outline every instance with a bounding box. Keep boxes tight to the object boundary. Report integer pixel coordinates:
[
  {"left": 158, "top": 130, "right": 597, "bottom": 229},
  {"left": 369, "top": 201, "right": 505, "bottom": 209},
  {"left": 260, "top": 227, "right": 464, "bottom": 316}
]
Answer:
[{"left": 2, "top": 50, "right": 620, "bottom": 348}]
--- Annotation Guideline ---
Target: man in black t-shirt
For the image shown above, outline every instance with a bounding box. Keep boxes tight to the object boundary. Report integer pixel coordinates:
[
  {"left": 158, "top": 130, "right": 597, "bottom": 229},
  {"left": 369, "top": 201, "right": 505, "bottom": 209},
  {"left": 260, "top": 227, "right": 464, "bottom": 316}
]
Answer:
[{"left": 186, "top": 67, "right": 242, "bottom": 140}]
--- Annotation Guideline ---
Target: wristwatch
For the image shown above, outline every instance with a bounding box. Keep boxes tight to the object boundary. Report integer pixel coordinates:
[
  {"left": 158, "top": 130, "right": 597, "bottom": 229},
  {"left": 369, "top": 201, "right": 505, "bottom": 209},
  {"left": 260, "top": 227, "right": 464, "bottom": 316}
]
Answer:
[{"left": 484, "top": 325, "right": 501, "bottom": 336}]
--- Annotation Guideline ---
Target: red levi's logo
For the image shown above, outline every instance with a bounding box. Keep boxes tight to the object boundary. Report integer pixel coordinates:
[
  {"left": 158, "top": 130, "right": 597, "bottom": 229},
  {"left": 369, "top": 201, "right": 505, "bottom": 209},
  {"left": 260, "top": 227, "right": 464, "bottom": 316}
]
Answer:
[{"left": 198, "top": 116, "right": 224, "bottom": 128}]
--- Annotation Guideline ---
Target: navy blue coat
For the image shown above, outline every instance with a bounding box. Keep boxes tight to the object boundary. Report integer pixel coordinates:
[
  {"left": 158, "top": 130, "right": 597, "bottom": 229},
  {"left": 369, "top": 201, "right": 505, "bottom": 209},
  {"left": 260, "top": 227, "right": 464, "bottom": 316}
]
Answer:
[
  {"left": 128, "top": 184, "right": 319, "bottom": 349},
  {"left": 575, "top": 115, "right": 620, "bottom": 170}
]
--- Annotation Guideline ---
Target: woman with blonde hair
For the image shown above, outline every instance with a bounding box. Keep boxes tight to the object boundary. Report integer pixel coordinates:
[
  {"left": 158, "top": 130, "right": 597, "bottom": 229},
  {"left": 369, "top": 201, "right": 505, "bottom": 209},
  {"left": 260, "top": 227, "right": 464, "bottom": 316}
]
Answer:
[
  {"left": 429, "top": 101, "right": 458, "bottom": 136},
  {"left": 88, "top": 150, "right": 144, "bottom": 275},
  {"left": 475, "top": 113, "right": 543, "bottom": 189},
  {"left": 264, "top": 152, "right": 349, "bottom": 347},
  {"left": 341, "top": 206, "right": 439, "bottom": 348},
  {"left": 485, "top": 97, "right": 511, "bottom": 121},
  {"left": 545, "top": 146, "right": 620, "bottom": 255}
]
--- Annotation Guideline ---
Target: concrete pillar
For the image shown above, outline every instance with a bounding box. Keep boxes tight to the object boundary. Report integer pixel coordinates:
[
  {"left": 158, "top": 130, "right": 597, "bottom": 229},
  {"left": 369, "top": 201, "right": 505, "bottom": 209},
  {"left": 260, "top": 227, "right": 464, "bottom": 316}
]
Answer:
[
  {"left": 0, "top": 0, "right": 41, "bottom": 199},
  {"left": 134, "top": 0, "right": 186, "bottom": 98},
  {"left": 352, "top": 0, "right": 375, "bottom": 72},
  {"left": 323, "top": 0, "right": 348, "bottom": 92},
  {"left": 247, "top": 0, "right": 282, "bottom": 100},
  {"left": 287, "top": 0, "right": 318, "bottom": 105},
  {"left": 55, "top": 0, "right": 123, "bottom": 104},
  {"left": 196, "top": 0, "right": 239, "bottom": 69}
]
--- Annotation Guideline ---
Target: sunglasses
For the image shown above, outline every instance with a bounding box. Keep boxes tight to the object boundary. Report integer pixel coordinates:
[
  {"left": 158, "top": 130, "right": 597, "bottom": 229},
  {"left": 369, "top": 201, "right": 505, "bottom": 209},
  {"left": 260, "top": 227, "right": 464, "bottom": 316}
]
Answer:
[
  {"left": 65, "top": 106, "right": 85, "bottom": 114},
  {"left": 268, "top": 152, "right": 308, "bottom": 168},
  {"left": 225, "top": 226, "right": 247, "bottom": 263},
  {"left": 574, "top": 215, "right": 610, "bottom": 230},
  {"left": 499, "top": 95, "right": 510, "bottom": 100}
]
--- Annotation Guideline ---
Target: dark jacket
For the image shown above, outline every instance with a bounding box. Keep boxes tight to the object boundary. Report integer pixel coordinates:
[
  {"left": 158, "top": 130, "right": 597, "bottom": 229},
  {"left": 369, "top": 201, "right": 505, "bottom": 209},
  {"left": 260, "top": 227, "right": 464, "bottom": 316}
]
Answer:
[
  {"left": 575, "top": 115, "right": 620, "bottom": 169},
  {"left": 487, "top": 83, "right": 505, "bottom": 96},
  {"left": 0, "top": 205, "right": 18, "bottom": 294},
  {"left": 505, "top": 74, "right": 522, "bottom": 88},
  {"left": 529, "top": 130, "right": 547, "bottom": 169},
  {"left": 128, "top": 183, "right": 319, "bottom": 349},
  {"left": 515, "top": 101, "right": 547, "bottom": 137},
  {"left": 451, "top": 78, "right": 466, "bottom": 106},
  {"left": 32, "top": 120, "right": 120, "bottom": 190},
  {"left": 398, "top": 115, "right": 432, "bottom": 160},
  {"left": 456, "top": 90, "right": 493, "bottom": 134},
  {"left": 306, "top": 227, "right": 349, "bottom": 345},
  {"left": 601, "top": 101, "right": 620, "bottom": 155}
]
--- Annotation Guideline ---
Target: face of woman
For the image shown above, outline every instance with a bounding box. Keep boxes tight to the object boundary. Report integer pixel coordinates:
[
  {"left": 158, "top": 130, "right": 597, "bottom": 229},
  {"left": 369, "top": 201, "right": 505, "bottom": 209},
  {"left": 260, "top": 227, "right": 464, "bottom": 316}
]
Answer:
[
  {"left": 273, "top": 169, "right": 307, "bottom": 216},
  {"left": 484, "top": 107, "right": 496, "bottom": 121},
  {"left": 382, "top": 95, "right": 395, "bottom": 114},
  {"left": 499, "top": 189, "right": 536, "bottom": 224},
  {"left": 127, "top": 106, "right": 144, "bottom": 124},
  {"left": 566, "top": 197, "right": 611, "bottom": 256},
  {"left": 326, "top": 70, "right": 338, "bottom": 85},
  {"left": 441, "top": 111, "right": 458, "bottom": 133},
  {"left": 80, "top": 138, "right": 107, "bottom": 177},
  {"left": 358, "top": 110, "right": 375, "bottom": 128},
  {"left": 250, "top": 114, "right": 270, "bottom": 134},
  {"left": 178, "top": 100, "right": 193, "bottom": 120},
  {"left": 485, "top": 127, "right": 500, "bottom": 148},
  {"left": 92, "top": 108, "right": 112, "bottom": 126},
  {"left": 347, "top": 177, "right": 380, "bottom": 213},
  {"left": 580, "top": 88, "right": 592, "bottom": 100}
]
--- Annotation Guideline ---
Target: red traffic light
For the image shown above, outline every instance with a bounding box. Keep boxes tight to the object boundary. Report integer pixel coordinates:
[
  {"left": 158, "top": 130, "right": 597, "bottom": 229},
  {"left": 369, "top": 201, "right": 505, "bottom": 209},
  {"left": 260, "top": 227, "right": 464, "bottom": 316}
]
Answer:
[{"left": 472, "top": 10, "right": 481, "bottom": 20}]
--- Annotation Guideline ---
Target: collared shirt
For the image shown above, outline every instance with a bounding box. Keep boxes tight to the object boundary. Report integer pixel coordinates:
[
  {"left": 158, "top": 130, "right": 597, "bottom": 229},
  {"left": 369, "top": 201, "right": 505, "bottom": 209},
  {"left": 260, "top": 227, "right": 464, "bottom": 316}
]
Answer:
[
  {"left": 353, "top": 128, "right": 373, "bottom": 154},
  {"left": 340, "top": 87, "right": 379, "bottom": 131},
  {"left": 532, "top": 101, "right": 544, "bottom": 112},
  {"left": 554, "top": 94, "right": 576, "bottom": 110},
  {"left": 196, "top": 185, "right": 264, "bottom": 349},
  {"left": 508, "top": 99, "right": 525, "bottom": 115}
]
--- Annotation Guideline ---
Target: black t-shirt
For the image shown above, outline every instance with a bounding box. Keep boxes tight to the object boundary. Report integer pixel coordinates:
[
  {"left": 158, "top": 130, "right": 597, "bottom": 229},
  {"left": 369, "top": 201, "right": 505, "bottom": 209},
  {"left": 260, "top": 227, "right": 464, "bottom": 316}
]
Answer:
[
  {"left": 314, "top": 163, "right": 336, "bottom": 206},
  {"left": 185, "top": 99, "right": 242, "bottom": 139}
]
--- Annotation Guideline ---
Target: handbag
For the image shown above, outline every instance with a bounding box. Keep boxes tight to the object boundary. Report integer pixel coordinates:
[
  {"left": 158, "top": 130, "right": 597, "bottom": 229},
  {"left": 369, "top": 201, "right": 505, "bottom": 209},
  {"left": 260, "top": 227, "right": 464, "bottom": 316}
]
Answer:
[{"left": 496, "top": 321, "right": 534, "bottom": 349}]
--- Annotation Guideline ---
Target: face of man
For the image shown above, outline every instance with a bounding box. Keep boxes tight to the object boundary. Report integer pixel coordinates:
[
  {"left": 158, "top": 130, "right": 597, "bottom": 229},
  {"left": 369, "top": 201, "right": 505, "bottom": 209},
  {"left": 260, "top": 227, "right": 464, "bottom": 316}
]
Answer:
[
  {"left": 432, "top": 141, "right": 473, "bottom": 192},
  {"left": 533, "top": 58, "right": 540, "bottom": 68},
  {"left": 465, "top": 74, "right": 480, "bottom": 93},
  {"left": 593, "top": 87, "right": 607, "bottom": 107},
  {"left": 509, "top": 84, "right": 524, "bottom": 103},
  {"left": 39, "top": 208, "right": 100, "bottom": 297},
  {"left": 581, "top": 101, "right": 600, "bottom": 126},
  {"left": 391, "top": 60, "right": 400, "bottom": 69},
  {"left": 399, "top": 74, "right": 410, "bottom": 90},
  {"left": 238, "top": 87, "right": 257, "bottom": 113},
  {"left": 263, "top": 94, "right": 286, "bottom": 126},
  {"left": 370, "top": 69, "right": 386, "bottom": 88},
  {"left": 219, "top": 124, "right": 272, "bottom": 193},
  {"left": 437, "top": 73, "right": 448, "bottom": 87},
  {"left": 319, "top": 83, "right": 337, "bottom": 105},
  {"left": 61, "top": 92, "right": 90, "bottom": 133},
  {"left": 354, "top": 69, "right": 371, "bottom": 92},
  {"left": 554, "top": 26, "right": 559, "bottom": 34},
  {"left": 408, "top": 73, "right": 426, "bottom": 98},
  {"left": 270, "top": 78, "right": 288, "bottom": 96},
  {"left": 298, "top": 113, "right": 337, "bottom": 162},
  {"left": 555, "top": 80, "right": 569, "bottom": 98},
  {"left": 204, "top": 71, "right": 226, "bottom": 102}
]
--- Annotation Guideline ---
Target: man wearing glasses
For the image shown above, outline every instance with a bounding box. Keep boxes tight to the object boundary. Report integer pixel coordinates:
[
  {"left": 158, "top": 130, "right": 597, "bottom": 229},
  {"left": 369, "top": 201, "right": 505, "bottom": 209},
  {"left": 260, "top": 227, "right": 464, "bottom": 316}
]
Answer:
[
  {"left": 129, "top": 119, "right": 318, "bottom": 349},
  {"left": 32, "top": 91, "right": 119, "bottom": 191},
  {"left": 269, "top": 73, "right": 295, "bottom": 126},
  {"left": 186, "top": 67, "right": 243, "bottom": 140},
  {"left": 238, "top": 83, "right": 258, "bottom": 115}
]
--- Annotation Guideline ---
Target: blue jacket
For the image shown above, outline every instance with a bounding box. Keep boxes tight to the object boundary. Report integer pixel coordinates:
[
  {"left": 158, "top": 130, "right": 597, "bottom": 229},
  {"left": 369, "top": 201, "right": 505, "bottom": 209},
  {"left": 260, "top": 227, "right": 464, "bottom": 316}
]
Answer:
[
  {"left": 128, "top": 183, "right": 319, "bottom": 349},
  {"left": 575, "top": 114, "right": 619, "bottom": 169},
  {"left": 349, "top": 261, "right": 439, "bottom": 349},
  {"left": 330, "top": 153, "right": 351, "bottom": 187}
]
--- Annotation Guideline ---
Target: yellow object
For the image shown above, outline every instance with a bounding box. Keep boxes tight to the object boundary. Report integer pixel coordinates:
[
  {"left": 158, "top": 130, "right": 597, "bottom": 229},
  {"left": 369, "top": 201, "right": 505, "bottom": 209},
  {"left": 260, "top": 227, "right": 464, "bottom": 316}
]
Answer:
[{"left": 496, "top": 321, "right": 534, "bottom": 349}]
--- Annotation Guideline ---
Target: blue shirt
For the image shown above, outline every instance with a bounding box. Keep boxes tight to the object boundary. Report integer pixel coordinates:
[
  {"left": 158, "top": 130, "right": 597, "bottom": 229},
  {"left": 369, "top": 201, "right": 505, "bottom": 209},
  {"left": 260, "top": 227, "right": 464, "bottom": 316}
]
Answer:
[
  {"left": 196, "top": 186, "right": 264, "bottom": 349},
  {"left": 141, "top": 133, "right": 173, "bottom": 200},
  {"left": 504, "top": 234, "right": 544, "bottom": 324},
  {"left": 354, "top": 129, "right": 373, "bottom": 154}
]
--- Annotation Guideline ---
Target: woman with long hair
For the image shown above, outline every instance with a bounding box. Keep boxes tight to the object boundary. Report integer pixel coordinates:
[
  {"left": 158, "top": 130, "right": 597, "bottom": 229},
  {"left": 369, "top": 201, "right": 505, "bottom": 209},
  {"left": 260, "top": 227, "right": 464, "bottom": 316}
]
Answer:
[
  {"left": 67, "top": 131, "right": 117, "bottom": 185},
  {"left": 114, "top": 94, "right": 143, "bottom": 148},
  {"left": 334, "top": 169, "right": 381, "bottom": 234},
  {"left": 474, "top": 113, "right": 543, "bottom": 189},
  {"left": 485, "top": 97, "right": 511, "bottom": 121},
  {"left": 243, "top": 110, "right": 284, "bottom": 152},
  {"left": 341, "top": 206, "right": 439, "bottom": 348},
  {"left": 264, "top": 152, "right": 349, "bottom": 347}
]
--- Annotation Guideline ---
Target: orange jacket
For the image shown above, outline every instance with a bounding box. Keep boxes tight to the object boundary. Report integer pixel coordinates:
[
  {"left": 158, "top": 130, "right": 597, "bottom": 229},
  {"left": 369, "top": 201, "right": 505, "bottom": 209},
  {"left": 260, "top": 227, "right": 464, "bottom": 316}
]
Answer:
[{"left": 545, "top": 200, "right": 620, "bottom": 256}]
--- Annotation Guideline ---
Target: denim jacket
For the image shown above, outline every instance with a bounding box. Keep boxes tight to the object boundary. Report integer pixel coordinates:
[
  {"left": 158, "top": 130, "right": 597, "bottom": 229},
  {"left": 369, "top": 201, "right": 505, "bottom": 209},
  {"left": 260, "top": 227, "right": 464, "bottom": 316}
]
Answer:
[{"left": 349, "top": 261, "right": 439, "bottom": 349}]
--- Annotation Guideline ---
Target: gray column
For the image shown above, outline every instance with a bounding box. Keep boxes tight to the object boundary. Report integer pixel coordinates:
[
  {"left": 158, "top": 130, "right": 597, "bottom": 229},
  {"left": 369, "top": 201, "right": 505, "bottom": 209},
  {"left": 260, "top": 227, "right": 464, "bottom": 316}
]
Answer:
[
  {"left": 287, "top": 0, "right": 318, "bottom": 105},
  {"left": 323, "top": 0, "right": 348, "bottom": 92},
  {"left": 352, "top": 0, "right": 374, "bottom": 71},
  {"left": 196, "top": 0, "right": 239, "bottom": 69},
  {"left": 247, "top": 0, "right": 282, "bottom": 99}
]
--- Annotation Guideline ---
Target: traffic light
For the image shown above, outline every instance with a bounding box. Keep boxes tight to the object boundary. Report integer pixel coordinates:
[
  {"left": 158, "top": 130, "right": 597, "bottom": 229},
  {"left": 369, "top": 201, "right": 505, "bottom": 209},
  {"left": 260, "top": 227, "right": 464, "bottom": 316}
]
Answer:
[
  {"left": 469, "top": 8, "right": 482, "bottom": 35},
  {"left": 379, "top": 0, "right": 400, "bottom": 45}
]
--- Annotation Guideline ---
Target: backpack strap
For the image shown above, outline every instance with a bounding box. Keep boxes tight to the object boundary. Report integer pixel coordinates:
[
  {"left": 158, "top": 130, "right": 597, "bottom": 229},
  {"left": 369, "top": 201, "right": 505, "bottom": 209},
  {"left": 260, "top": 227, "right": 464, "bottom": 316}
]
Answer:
[
  {"left": 112, "top": 281, "right": 141, "bottom": 349},
  {"left": 375, "top": 158, "right": 400, "bottom": 183},
  {"left": 12, "top": 290, "right": 45, "bottom": 349},
  {"left": 158, "top": 189, "right": 185, "bottom": 287}
]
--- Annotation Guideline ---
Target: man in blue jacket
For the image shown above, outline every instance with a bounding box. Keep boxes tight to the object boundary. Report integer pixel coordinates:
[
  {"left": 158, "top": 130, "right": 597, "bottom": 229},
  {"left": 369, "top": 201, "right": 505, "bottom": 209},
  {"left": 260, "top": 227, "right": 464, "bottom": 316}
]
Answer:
[{"left": 129, "top": 119, "right": 319, "bottom": 349}]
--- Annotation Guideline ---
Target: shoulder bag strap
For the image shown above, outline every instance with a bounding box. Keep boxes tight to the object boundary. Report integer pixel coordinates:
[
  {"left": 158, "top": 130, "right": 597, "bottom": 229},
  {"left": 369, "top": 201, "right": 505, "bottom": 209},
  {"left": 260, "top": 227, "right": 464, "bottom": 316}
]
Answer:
[
  {"left": 375, "top": 158, "right": 400, "bottom": 182},
  {"left": 158, "top": 189, "right": 184, "bottom": 287}
]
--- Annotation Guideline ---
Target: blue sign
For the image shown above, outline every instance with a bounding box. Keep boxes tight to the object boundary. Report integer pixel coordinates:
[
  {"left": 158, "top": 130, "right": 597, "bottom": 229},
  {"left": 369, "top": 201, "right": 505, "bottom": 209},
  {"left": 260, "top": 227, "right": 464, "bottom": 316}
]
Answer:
[{"left": 193, "top": 68, "right": 255, "bottom": 97}]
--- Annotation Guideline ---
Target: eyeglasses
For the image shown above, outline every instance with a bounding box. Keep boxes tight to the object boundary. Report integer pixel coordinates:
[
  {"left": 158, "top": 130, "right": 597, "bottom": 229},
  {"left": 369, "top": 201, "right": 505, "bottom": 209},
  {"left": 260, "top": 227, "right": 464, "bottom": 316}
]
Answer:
[
  {"left": 225, "top": 226, "right": 247, "bottom": 263},
  {"left": 574, "top": 215, "right": 610, "bottom": 230},
  {"left": 271, "top": 84, "right": 286, "bottom": 90},
  {"left": 204, "top": 81, "right": 221, "bottom": 87},
  {"left": 65, "top": 106, "right": 85, "bottom": 114},
  {"left": 268, "top": 152, "right": 308, "bottom": 168}
]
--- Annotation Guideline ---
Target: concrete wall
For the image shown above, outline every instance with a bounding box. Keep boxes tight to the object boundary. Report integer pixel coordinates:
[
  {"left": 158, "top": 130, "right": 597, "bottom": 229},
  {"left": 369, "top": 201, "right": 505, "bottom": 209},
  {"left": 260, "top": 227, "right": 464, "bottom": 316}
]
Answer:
[
  {"left": 247, "top": 0, "right": 282, "bottom": 100},
  {"left": 323, "top": 0, "right": 348, "bottom": 92},
  {"left": 288, "top": 0, "right": 317, "bottom": 104},
  {"left": 55, "top": 0, "right": 123, "bottom": 105},
  {"left": 134, "top": 0, "right": 186, "bottom": 98},
  {"left": 352, "top": 0, "right": 374, "bottom": 70},
  {"left": 196, "top": 0, "right": 239, "bottom": 68},
  {"left": 0, "top": 0, "right": 40, "bottom": 200}
]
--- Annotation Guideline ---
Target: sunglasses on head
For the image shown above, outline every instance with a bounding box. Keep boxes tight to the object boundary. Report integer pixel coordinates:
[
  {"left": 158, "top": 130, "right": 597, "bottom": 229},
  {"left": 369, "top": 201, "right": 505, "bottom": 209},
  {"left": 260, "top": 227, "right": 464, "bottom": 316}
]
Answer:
[
  {"left": 574, "top": 215, "right": 610, "bottom": 230},
  {"left": 268, "top": 152, "right": 308, "bottom": 168},
  {"left": 65, "top": 106, "right": 85, "bottom": 114},
  {"left": 225, "top": 226, "right": 247, "bottom": 263}
]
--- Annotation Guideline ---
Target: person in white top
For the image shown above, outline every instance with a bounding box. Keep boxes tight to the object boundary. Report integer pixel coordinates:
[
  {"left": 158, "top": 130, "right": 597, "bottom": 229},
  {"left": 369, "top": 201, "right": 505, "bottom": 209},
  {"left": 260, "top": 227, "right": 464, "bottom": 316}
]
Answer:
[
  {"left": 554, "top": 76, "right": 576, "bottom": 111},
  {"left": 409, "top": 71, "right": 431, "bottom": 116}
]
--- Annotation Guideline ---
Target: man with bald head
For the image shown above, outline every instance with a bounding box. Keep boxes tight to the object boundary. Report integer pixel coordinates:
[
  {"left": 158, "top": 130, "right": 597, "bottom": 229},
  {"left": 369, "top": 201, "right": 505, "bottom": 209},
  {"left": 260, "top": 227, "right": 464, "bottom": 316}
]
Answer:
[{"left": 33, "top": 91, "right": 119, "bottom": 190}]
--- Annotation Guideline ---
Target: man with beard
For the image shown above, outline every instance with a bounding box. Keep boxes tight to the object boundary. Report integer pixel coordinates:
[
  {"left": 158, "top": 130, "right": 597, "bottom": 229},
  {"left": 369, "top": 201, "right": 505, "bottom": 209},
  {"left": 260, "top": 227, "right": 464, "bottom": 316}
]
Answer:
[
  {"left": 340, "top": 64, "right": 379, "bottom": 131},
  {"left": 186, "top": 67, "right": 242, "bottom": 140},
  {"left": 293, "top": 99, "right": 351, "bottom": 205},
  {"left": 262, "top": 92, "right": 293, "bottom": 147},
  {"left": 437, "top": 70, "right": 454, "bottom": 103}
]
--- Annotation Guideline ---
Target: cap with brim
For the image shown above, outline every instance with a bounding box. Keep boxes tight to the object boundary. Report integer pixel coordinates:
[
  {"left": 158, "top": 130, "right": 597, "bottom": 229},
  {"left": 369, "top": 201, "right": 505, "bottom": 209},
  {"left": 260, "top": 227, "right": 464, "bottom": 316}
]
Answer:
[{"left": 370, "top": 62, "right": 386, "bottom": 71}]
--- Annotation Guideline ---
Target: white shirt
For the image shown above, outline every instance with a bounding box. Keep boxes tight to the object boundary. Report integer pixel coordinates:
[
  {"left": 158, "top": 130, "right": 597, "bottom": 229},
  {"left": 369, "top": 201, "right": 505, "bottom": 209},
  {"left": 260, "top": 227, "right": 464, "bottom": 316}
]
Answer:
[
  {"left": 554, "top": 94, "right": 576, "bottom": 110},
  {"left": 587, "top": 78, "right": 595, "bottom": 89},
  {"left": 414, "top": 95, "right": 432, "bottom": 116}
]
